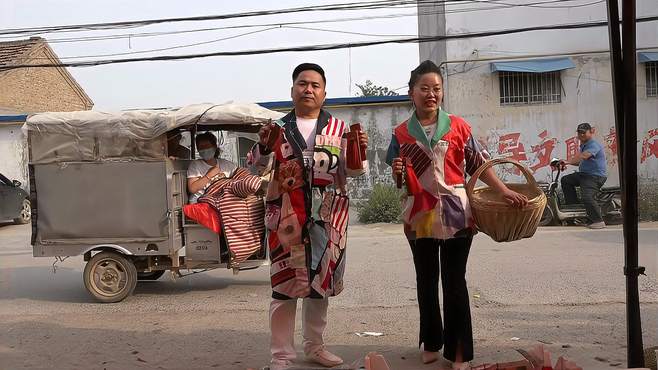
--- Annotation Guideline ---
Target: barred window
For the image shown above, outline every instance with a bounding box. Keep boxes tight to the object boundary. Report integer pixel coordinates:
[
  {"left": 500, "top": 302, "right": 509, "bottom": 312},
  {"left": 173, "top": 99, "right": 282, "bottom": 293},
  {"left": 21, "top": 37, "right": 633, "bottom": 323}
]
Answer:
[
  {"left": 499, "top": 71, "right": 562, "bottom": 105},
  {"left": 647, "top": 62, "right": 658, "bottom": 97}
]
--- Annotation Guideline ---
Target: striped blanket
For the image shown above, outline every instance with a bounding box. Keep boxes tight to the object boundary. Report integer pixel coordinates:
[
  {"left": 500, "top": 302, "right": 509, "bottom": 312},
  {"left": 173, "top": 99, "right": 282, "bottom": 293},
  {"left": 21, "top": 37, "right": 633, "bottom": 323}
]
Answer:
[{"left": 198, "top": 168, "right": 265, "bottom": 266}]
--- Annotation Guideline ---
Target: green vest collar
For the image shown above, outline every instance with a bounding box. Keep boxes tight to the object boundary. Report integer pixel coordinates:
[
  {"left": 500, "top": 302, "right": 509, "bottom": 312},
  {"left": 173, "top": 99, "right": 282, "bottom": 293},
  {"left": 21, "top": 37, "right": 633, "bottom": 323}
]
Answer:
[{"left": 407, "top": 109, "right": 451, "bottom": 147}]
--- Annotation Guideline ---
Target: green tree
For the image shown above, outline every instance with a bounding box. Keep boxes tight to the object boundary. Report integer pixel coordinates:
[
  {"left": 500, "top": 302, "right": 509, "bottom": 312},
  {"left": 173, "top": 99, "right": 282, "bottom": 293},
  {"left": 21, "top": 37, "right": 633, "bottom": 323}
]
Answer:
[{"left": 355, "top": 80, "right": 399, "bottom": 97}]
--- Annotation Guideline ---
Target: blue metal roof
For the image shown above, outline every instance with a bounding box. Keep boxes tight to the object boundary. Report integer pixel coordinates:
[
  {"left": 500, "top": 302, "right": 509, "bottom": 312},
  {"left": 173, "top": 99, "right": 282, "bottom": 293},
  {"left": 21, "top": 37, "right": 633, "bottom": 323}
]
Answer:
[
  {"left": 259, "top": 95, "right": 410, "bottom": 110},
  {"left": 0, "top": 114, "right": 28, "bottom": 123},
  {"left": 491, "top": 57, "right": 575, "bottom": 73},
  {"left": 638, "top": 52, "right": 658, "bottom": 63}
]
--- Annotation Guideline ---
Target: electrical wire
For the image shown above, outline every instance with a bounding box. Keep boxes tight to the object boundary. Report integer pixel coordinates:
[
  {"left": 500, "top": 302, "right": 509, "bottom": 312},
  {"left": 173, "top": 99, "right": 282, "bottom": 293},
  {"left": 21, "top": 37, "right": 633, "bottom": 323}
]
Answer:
[
  {"left": 51, "top": 27, "right": 280, "bottom": 60},
  {"left": 0, "top": 0, "right": 608, "bottom": 38},
  {"left": 2, "top": 15, "right": 655, "bottom": 71}
]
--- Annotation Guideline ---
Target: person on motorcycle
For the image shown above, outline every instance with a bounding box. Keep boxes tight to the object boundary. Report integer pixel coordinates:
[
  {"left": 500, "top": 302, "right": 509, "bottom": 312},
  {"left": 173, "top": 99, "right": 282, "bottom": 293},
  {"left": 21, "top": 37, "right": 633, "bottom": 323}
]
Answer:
[{"left": 557, "top": 122, "right": 608, "bottom": 229}]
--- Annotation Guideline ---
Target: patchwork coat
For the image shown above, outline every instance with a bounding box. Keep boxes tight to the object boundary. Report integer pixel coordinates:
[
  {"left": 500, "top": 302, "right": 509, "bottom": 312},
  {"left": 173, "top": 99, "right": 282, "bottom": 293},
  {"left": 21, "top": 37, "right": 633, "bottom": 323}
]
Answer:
[
  {"left": 249, "top": 109, "right": 366, "bottom": 299},
  {"left": 386, "top": 109, "right": 489, "bottom": 241}
]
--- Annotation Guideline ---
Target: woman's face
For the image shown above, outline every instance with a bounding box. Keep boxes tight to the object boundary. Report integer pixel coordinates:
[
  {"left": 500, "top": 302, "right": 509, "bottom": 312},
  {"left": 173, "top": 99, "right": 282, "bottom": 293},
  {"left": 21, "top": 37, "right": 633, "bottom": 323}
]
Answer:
[
  {"left": 409, "top": 72, "right": 443, "bottom": 117},
  {"left": 196, "top": 139, "right": 217, "bottom": 161}
]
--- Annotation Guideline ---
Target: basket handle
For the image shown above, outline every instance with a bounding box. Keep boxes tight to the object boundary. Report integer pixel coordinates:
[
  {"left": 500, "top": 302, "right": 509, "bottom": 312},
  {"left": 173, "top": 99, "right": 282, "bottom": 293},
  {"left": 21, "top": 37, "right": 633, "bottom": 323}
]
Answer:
[{"left": 466, "top": 158, "right": 539, "bottom": 196}]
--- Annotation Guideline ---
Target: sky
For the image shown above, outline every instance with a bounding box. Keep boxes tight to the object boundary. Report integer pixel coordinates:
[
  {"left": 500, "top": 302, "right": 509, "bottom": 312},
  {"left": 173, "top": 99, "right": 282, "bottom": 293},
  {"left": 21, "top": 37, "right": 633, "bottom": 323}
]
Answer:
[{"left": 1, "top": 0, "right": 421, "bottom": 110}]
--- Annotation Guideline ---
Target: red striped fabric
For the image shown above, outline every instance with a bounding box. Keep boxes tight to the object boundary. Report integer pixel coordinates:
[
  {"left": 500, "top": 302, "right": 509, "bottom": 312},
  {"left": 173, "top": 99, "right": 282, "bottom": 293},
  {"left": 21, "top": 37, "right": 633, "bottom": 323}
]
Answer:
[
  {"left": 400, "top": 143, "right": 432, "bottom": 178},
  {"left": 199, "top": 168, "right": 265, "bottom": 265},
  {"left": 322, "top": 116, "right": 346, "bottom": 138},
  {"left": 330, "top": 194, "right": 349, "bottom": 234}
]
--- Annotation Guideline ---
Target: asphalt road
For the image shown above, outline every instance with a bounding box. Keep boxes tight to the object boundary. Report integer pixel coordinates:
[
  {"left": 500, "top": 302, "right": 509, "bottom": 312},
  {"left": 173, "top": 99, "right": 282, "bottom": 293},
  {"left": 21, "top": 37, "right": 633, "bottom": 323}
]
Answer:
[{"left": 0, "top": 222, "right": 657, "bottom": 370}]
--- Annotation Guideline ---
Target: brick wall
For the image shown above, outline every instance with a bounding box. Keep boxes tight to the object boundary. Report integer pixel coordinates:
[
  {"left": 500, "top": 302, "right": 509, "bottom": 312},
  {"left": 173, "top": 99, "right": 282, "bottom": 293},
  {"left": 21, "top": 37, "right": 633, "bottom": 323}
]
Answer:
[{"left": 0, "top": 48, "right": 92, "bottom": 112}]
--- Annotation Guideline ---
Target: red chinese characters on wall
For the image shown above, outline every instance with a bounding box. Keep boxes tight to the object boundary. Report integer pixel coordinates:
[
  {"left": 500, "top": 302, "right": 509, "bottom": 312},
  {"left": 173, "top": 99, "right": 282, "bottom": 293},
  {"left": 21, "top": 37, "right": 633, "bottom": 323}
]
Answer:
[
  {"left": 529, "top": 130, "right": 557, "bottom": 173},
  {"left": 565, "top": 136, "right": 580, "bottom": 163},
  {"left": 498, "top": 132, "right": 527, "bottom": 161},
  {"left": 603, "top": 127, "right": 618, "bottom": 165},
  {"left": 641, "top": 128, "right": 658, "bottom": 163},
  {"left": 497, "top": 132, "right": 527, "bottom": 175}
]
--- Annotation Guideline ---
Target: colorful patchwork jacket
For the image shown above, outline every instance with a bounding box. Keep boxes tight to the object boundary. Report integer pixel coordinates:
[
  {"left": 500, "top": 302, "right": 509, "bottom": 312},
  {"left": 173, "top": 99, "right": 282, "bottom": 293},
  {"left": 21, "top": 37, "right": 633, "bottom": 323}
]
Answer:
[
  {"left": 386, "top": 109, "right": 489, "bottom": 241},
  {"left": 249, "top": 109, "right": 366, "bottom": 299}
]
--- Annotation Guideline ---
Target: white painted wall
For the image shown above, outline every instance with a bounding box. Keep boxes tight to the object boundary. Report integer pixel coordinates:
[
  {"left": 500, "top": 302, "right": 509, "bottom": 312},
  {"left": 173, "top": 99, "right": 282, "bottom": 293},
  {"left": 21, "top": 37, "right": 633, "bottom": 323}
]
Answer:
[
  {"left": 324, "top": 103, "right": 413, "bottom": 198},
  {"left": 445, "top": 55, "right": 658, "bottom": 186},
  {"left": 420, "top": 0, "right": 658, "bottom": 62},
  {"left": 417, "top": 0, "right": 658, "bottom": 188}
]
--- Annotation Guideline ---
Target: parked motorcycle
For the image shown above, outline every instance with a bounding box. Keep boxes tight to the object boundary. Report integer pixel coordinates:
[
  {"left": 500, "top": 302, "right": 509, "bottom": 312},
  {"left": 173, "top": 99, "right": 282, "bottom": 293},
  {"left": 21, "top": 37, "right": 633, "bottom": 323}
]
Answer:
[{"left": 538, "top": 158, "right": 622, "bottom": 226}]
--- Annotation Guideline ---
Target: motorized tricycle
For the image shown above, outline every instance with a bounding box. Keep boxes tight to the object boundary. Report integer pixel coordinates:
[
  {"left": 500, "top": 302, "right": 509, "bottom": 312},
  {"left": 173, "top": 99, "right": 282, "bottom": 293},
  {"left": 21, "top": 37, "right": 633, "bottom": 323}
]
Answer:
[
  {"left": 538, "top": 158, "right": 622, "bottom": 226},
  {"left": 24, "top": 103, "right": 283, "bottom": 302}
]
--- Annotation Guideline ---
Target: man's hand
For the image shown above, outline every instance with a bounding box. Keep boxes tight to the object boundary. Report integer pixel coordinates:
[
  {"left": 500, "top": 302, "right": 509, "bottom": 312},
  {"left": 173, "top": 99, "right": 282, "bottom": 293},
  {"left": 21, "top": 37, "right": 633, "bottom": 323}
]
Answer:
[
  {"left": 558, "top": 160, "right": 567, "bottom": 171},
  {"left": 391, "top": 157, "right": 404, "bottom": 178},
  {"left": 551, "top": 160, "right": 567, "bottom": 171},
  {"left": 502, "top": 188, "right": 528, "bottom": 208},
  {"left": 258, "top": 123, "right": 273, "bottom": 147},
  {"left": 359, "top": 131, "right": 368, "bottom": 150}
]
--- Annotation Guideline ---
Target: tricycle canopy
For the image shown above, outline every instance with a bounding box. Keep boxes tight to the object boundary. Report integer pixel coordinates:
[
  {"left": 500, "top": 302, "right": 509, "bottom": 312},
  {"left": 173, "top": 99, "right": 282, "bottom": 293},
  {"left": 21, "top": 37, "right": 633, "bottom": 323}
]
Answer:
[{"left": 22, "top": 103, "right": 284, "bottom": 164}]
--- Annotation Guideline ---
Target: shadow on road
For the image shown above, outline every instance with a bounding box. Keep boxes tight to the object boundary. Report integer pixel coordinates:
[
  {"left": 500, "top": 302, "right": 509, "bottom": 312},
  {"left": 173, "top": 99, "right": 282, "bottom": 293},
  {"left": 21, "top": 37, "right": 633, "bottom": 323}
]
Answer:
[{"left": 0, "top": 266, "right": 269, "bottom": 303}]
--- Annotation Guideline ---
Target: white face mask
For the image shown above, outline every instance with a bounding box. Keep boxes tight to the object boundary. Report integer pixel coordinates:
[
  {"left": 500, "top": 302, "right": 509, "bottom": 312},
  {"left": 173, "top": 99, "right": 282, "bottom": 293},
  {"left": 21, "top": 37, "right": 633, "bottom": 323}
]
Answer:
[{"left": 198, "top": 148, "right": 216, "bottom": 160}]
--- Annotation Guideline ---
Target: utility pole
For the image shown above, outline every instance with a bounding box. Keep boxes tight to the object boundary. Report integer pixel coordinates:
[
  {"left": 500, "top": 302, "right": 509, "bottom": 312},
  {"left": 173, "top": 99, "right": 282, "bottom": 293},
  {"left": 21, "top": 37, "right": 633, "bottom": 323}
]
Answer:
[{"left": 605, "top": 0, "right": 645, "bottom": 367}]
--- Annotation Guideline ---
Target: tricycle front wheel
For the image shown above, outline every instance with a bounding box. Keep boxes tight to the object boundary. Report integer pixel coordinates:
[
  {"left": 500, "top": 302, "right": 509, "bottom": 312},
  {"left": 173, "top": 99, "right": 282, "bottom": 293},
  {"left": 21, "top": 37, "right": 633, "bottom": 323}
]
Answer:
[{"left": 83, "top": 251, "right": 137, "bottom": 303}]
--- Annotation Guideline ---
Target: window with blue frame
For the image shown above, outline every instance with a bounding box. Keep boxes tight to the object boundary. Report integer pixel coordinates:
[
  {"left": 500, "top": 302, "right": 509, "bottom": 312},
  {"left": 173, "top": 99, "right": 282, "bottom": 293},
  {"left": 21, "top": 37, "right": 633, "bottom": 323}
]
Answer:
[
  {"left": 646, "top": 62, "right": 657, "bottom": 97},
  {"left": 499, "top": 70, "right": 562, "bottom": 105}
]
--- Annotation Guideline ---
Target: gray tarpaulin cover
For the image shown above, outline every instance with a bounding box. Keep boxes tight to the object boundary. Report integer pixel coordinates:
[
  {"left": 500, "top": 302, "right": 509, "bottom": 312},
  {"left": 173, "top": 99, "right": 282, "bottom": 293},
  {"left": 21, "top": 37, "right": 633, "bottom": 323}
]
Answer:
[{"left": 23, "top": 103, "right": 284, "bottom": 163}]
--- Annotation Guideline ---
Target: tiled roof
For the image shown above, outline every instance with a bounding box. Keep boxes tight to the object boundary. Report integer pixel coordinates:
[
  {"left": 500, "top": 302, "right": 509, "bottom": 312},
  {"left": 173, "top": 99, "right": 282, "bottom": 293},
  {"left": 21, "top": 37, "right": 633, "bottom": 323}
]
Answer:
[{"left": 0, "top": 37, "right": 44, "bottom": 67}]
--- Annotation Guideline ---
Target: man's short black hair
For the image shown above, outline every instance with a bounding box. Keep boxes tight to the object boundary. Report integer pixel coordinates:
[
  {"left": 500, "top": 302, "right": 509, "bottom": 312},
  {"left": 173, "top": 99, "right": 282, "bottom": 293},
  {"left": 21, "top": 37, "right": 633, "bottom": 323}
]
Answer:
[{"left": 292, "top": 63, "right": 326, "bottom": 84}]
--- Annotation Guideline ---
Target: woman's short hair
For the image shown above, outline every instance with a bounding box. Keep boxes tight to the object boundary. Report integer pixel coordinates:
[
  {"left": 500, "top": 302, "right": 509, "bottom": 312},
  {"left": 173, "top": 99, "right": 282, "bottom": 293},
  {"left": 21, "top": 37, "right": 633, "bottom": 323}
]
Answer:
[
  {"left": 195, "top": 132, "right": 217, "bottom": 147},
  {"left": 408, "top": 60, "right": 443, "bottom": 90}
]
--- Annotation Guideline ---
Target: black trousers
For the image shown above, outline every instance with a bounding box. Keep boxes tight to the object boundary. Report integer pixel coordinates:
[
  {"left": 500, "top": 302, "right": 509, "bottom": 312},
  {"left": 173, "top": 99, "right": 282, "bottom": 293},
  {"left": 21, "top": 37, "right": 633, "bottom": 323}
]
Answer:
[
  {"left": 408, "top": 236, "right": 474, "bottom": 362},
  {"left": 561, "top": 172, "right": 607, "bottom": 223}
]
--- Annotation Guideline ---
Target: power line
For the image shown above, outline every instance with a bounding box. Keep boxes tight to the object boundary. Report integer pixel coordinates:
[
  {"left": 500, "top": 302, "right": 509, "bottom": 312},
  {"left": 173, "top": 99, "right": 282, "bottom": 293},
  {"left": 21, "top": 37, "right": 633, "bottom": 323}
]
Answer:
[
  {"left": 51, "top": 27, "right": 281, "bottom": 60},
  {"left": 4, "top": 15, "right": 654, "bottom": 71},
  {"left": 0, "top": 0, "right": 606, "bottom": 38},
  {"left": 1, "top": 0, "right": 592, "bottom": 44},
  {"left": 0, "top": 0, "right": 474, "bottom": 36}
]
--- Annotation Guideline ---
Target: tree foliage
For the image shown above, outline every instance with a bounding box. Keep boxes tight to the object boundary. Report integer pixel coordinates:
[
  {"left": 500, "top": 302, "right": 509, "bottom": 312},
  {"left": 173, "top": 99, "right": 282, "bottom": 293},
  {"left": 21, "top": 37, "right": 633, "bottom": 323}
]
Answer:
[{"left": 355, "top": 80, "right": 399, "bottom": 97}]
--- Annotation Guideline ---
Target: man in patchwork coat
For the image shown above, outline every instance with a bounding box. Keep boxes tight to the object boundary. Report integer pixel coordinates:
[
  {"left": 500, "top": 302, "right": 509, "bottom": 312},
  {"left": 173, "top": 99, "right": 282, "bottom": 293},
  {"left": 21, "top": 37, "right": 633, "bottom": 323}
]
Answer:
[{"left": 249, "top": 63, "right": 368, "bottom": 370}]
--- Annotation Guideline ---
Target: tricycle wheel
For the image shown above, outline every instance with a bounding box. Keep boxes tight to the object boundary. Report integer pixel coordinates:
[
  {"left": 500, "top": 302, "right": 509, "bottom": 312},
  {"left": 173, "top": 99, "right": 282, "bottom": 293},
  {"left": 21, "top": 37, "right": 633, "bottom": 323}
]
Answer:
[
  {"left": 539, "top": 206, "right": 554, "bottom": 227},
  {"left": 83, "top": 251, "right": 137, "bottom": 303},
  {"left": 137, "top": 270, "right": 166, "bottom": 281}
]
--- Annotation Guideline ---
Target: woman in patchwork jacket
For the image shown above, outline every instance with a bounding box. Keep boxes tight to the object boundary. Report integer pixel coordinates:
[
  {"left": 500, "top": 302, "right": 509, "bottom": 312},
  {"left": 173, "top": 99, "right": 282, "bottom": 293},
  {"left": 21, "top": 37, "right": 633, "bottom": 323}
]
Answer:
[{"left": 386, "top": 60, "right": 528, "bottom": 370}]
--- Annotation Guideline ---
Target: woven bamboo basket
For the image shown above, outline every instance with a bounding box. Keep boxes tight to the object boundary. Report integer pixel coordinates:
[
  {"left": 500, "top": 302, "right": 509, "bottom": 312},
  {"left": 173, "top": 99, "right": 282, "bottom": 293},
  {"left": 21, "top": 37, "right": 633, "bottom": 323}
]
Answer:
[{"left": 466, "top": 158, "right": 547, "bottom": 242}]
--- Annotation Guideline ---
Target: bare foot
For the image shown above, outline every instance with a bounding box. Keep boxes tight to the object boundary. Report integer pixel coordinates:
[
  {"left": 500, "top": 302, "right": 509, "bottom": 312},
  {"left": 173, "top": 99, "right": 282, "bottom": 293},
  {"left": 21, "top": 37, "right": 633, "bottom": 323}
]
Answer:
[{"left": 422, "top": 351, "right": 439, "bottom": 364}]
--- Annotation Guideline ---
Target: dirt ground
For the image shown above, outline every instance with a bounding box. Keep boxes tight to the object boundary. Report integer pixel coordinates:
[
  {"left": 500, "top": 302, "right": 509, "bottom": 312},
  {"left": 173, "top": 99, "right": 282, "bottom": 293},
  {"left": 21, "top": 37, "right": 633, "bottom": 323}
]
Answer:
[{"left": 1, "top": 222, "right": 657, "bottom": 369}]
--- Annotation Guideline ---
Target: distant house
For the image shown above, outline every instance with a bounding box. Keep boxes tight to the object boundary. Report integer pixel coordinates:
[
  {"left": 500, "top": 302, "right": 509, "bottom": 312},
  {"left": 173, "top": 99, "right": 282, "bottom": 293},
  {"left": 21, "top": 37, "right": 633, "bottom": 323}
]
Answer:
[
  {"left": 0, "top": 37, "right": 93, "bottom": 112},
  {"left": 0, "top": 37, "right": 93, "bottom": 188}
]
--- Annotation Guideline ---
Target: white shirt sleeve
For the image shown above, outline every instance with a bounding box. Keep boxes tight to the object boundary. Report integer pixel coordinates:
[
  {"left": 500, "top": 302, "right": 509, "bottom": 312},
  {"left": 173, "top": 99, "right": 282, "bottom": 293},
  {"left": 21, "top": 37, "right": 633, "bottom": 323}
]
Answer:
[
  {"left": 187, "top": 160, "right": 207, "bottom": 179},
  {"left": 218, "top": 158, "right": 238, "bottom": 177}
]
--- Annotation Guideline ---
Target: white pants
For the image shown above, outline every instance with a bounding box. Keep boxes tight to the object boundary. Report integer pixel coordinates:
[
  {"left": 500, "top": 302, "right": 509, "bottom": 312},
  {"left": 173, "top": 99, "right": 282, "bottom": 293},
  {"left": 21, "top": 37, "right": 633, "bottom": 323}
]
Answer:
[{"left": 270, "top": 297, "right": 329, "bottom": 363}]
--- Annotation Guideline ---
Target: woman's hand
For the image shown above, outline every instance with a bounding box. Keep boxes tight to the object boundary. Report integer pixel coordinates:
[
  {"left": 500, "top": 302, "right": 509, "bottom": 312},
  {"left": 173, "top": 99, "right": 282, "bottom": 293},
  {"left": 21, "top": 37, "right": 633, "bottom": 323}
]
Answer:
[
  {"left": 391, "top": 157, "right": 404, "bottom": 178},
  {"left": 502, "top": 188, "right": 528, "bottom": 208},
  {"left": 205, "top": 166, "right": 221, "bottom": 179}
]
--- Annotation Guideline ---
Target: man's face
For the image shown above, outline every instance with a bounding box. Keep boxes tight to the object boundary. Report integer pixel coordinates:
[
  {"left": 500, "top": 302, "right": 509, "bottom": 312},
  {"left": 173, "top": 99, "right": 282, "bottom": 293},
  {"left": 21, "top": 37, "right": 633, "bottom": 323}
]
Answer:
[
  {"left": 577, "top": 129, "right": 593, "bottom": 143},
  {"left": 291, "top": 70, "right": 326, "bottom": 113}
]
